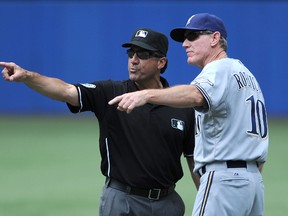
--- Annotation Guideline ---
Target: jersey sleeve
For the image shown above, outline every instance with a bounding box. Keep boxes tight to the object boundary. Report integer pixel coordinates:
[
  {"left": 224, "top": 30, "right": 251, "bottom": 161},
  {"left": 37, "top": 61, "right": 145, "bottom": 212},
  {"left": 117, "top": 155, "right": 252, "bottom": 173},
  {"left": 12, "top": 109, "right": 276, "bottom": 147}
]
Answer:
[
  {"left": 67, "top": 81, "right": 113, "bottom": 119},
  {"left": 191, "top": 60, "right": 229, "bottom": 114}
]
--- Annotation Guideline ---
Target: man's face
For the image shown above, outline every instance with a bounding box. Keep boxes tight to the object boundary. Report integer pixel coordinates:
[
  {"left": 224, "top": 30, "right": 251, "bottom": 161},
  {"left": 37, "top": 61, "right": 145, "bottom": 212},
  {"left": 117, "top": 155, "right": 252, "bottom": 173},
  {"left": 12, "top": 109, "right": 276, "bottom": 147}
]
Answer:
[
  {"left": 126, "top": 46, "right": 164, "bottom": 85},
  {"left": 182, "top": 31, "right": 214, "bottom": 68}
]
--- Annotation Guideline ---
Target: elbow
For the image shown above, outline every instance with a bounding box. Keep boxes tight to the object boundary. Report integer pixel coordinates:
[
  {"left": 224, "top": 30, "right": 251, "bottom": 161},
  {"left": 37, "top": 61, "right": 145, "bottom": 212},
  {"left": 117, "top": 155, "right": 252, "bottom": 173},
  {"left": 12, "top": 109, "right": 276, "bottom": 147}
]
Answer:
[
  {"left": 193, "top": 95, "right": 204, "bottom": 106},
  {"left": 65, "top": 85, "right": 79, "bottom": 106},
  {"left": 191, "top": 89, "right": 206, "bottom": 107}
]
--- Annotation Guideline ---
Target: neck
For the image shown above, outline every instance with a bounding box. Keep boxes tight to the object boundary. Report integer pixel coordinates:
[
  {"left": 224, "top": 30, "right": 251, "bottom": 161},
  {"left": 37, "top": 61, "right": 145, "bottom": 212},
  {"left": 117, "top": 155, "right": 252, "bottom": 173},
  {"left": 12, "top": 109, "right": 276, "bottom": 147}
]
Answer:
[
  {"left": 200, "top": 49, "right": 227, "bottom": 69},
  {"left": 135, "top": 79, "right": 163, "bottom": 90},
  {"left": 211, "top": 49, "right": 227, "bottom": 62}
]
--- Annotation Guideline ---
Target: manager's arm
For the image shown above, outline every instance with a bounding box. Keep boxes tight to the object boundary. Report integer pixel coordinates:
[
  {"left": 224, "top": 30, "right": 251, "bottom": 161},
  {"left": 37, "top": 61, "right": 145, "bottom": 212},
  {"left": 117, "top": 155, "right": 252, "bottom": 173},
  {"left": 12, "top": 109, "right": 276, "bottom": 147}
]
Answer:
[
  {"left": 109, "top": 85, "right": 207, "bottom": 113},
  {"left": 1, "top": 62, "right": 79, "bottom": 106}
]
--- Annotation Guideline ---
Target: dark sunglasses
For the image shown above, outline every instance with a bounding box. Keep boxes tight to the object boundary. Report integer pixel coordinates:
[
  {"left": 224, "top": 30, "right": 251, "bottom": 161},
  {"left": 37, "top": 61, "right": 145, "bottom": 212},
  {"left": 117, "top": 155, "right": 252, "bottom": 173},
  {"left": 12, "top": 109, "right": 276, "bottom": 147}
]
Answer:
[
  {"left": 127, "top": 49, "right": 164, "bottom": 60},
  {"left": 185, "top": 31, "right": 213, "bottom": 42}
]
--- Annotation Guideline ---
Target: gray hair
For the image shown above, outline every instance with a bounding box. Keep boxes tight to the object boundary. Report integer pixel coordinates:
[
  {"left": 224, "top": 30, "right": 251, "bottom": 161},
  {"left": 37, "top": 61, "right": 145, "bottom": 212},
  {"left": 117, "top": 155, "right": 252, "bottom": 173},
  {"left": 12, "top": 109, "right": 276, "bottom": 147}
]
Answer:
[{"left": 219, "top": 37, "right": 228, "bottom": 52}]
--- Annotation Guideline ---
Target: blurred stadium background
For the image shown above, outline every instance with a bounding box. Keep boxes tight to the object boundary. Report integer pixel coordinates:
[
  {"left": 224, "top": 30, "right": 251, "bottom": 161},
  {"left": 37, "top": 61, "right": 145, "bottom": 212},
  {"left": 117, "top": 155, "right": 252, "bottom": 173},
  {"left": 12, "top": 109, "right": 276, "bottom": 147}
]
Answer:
[{"left": 0, "top": 1, "right": 287, "bottom": 216}]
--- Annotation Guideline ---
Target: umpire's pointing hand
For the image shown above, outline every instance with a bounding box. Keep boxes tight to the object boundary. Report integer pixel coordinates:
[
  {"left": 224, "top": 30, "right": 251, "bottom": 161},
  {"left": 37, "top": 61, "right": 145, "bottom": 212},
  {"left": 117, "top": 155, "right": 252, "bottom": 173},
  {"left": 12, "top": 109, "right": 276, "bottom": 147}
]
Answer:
[{"left": 0, "top": 62, "right": 27, "bottom": 82}]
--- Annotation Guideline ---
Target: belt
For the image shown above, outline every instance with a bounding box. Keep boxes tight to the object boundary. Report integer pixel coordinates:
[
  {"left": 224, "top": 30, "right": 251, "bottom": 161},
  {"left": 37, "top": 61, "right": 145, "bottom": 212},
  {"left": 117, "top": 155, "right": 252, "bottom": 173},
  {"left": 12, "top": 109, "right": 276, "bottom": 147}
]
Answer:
[
  {"left": 105, "top": 178, "right": 175, "bottom": 200},
  {"left": 198, "top": 160, "right": 258, "bottom": 176}
]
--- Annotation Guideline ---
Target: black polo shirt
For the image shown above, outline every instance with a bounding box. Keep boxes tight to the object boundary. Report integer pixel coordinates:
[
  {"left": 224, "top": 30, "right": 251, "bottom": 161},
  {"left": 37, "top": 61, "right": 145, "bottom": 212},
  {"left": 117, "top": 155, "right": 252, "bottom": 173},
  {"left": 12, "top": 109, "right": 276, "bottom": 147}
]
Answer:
[{"left": 67, "top": 77, "right": 195, "bottom": 189}]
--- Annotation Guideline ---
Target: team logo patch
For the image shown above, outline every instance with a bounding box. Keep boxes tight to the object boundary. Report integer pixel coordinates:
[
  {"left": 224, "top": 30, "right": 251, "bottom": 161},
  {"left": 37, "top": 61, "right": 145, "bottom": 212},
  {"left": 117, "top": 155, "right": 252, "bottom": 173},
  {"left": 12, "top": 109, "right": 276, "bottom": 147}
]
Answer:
[
  {"left": 171, "top": 118, "right": 185, "bottom": 131},
  {"left": 135, "top": 30, "right": 148, "bottom": 38},
  {"left": 186, "top": 15, "right": 195, "bottom": 26},
  {"left": 192, "top": 78, "right": 214, "bottom": 86},
  {"left": 80, "top": 83, "right": 96, "bottom": 88}
]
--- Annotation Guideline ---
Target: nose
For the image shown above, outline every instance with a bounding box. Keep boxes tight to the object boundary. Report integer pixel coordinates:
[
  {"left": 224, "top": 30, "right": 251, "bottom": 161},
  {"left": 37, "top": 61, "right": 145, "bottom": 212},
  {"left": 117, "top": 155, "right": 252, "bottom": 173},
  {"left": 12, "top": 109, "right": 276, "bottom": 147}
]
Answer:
[
  {"left": 182, "top": 39, "right": 189, "bottom": 48},
  {"left": 130, "top": 53, "right": 140, "bottom": 63}
]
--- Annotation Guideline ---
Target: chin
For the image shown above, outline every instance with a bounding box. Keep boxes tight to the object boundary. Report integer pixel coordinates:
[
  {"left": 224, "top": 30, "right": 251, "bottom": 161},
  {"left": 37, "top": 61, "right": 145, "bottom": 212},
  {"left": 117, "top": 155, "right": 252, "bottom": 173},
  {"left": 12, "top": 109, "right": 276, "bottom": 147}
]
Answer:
[
  {"left": 129, "top": 75, "right": 137, "bottom": 81},
  {"left": 187, "top": 57, "right": 198, "bottom": 66},
  {"left": 187, "top": 59, "right": 194, "bottom": 65}
]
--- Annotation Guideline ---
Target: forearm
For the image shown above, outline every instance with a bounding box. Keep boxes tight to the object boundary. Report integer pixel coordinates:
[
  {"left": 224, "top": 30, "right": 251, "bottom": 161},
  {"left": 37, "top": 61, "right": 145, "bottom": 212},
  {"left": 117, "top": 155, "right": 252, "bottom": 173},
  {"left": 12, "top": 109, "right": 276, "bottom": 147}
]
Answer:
[
  {"left": 24, "top": 71, "right": 78, "bottom": 105},
  {"left": 186, "top": 157, "right": 200, "bottom": 190},
  {"left": 146, "top": 85, "right": 204, "bottom": 108},
  {"left": 109, "top": 83, "right": 206, "bottom": 113},
  {"left": 192, "top": 172, "right": 200, "bottom": 190},
  {"left": 258, "top": 162, "right": 264, "bottom": 173},
  {"left": 1, "top": 62, "right": 78, "bottom": 106}
]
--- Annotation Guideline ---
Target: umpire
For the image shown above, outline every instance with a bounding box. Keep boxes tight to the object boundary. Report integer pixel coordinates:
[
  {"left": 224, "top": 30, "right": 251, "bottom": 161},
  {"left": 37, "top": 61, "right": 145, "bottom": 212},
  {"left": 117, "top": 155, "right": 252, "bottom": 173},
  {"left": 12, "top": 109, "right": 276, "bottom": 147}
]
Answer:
[{"left": 1, "top": 28, "right": 197, "bottom": 215}]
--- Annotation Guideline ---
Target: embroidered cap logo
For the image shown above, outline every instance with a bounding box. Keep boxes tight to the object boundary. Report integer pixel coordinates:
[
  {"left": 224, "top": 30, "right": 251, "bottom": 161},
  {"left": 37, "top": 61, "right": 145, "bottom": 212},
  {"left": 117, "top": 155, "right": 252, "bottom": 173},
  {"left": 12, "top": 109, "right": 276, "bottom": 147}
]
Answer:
[
  {"left": 135, "top": 30, "right": 148, "bottom": 38},
  {"left": 186, "top": 15, "right": 195, "bottom": 26}
]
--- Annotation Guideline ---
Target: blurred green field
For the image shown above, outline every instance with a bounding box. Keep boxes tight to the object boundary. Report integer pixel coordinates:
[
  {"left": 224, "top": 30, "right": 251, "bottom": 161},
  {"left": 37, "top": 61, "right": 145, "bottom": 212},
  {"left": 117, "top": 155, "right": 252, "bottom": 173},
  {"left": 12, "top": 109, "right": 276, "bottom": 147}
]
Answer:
[{"left": 0, "top": 116, "right": 287, "bottom": 216}]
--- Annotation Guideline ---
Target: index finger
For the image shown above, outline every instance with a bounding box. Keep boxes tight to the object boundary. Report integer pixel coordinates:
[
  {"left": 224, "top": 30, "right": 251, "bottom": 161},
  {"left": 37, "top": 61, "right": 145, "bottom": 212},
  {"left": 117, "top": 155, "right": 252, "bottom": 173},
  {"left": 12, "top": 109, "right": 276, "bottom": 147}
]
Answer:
[
  {"left": 108, "top": 96, "right": 123, "bottom": 105},
  {"left": 0, "top": 62, "right": 8, "bottom": 66},
  {"left": 0, "top": 62, "right": 13, "bottom": 68}
]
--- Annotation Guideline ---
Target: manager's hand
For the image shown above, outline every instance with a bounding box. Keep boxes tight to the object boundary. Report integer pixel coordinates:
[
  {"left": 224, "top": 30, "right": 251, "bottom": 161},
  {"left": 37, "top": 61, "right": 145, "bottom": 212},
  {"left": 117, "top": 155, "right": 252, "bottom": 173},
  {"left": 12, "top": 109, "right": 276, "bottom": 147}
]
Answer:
[{"left": 108, "top": 90, "right": 149, "bottom": 114}]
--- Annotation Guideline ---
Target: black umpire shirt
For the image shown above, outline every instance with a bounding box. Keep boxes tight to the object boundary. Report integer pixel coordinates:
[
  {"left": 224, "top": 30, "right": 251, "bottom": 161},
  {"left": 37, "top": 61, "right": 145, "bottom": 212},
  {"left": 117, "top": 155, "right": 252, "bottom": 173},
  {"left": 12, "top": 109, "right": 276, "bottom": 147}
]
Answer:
[{"left": 67, "top": 77, "right": 195, "bottom": 189}]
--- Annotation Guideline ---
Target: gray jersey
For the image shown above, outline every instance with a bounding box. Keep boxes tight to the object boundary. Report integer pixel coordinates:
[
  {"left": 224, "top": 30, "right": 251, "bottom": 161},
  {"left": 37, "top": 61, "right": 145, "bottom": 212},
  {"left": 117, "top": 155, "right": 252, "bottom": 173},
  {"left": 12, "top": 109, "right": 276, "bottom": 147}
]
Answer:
[{"left": 192, "top": 58, "right": 269, "bottom": 172}]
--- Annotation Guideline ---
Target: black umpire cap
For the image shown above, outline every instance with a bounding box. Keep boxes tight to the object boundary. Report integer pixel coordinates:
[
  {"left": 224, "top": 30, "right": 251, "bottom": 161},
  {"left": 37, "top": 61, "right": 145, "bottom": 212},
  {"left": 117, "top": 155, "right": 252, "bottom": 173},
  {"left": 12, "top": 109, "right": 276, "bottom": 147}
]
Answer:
[{"left": 122, "top": 28, "right": 168, "bottom": 56}]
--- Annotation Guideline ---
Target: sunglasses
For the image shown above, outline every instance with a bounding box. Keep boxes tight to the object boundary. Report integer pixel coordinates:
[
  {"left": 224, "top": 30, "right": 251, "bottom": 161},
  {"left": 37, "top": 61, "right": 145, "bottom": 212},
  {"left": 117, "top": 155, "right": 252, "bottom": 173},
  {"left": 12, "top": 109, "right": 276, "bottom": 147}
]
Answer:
[
  {"left": 185, "top": 31, "right": 213, "bottom": 41},
  {"left": 127, "top": 49, "right": 164, "bottom": 60}
]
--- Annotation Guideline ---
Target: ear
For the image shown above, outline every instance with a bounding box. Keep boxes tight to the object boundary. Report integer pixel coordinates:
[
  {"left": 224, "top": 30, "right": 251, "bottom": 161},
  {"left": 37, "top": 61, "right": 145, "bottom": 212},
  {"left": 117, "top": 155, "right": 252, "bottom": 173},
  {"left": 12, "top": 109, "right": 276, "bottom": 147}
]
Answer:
[
  {"left": 158, "top": 57, "right": 167, "bottom": 70},
  {"left": 210, "top": 32, "right": 221, "bottom": 47}
]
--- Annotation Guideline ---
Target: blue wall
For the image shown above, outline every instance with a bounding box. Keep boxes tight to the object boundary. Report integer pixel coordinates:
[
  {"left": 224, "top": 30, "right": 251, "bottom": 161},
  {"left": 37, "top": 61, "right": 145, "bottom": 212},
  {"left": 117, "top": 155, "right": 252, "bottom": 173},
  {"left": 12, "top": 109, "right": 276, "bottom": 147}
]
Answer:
[{"left": 0, "top": 1, "right": 287, "bottom": 116}]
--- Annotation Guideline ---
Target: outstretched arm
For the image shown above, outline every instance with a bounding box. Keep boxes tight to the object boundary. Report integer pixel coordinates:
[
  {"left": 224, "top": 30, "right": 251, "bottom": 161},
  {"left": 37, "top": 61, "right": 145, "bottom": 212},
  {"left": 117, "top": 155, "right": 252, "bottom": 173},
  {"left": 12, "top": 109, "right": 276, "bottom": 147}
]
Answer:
[
  {"left": 108, "top": 84, "right": 206, "bottom": 113},
  {"left": 1, "top": 62, "right": 79, "bottom": 106}
]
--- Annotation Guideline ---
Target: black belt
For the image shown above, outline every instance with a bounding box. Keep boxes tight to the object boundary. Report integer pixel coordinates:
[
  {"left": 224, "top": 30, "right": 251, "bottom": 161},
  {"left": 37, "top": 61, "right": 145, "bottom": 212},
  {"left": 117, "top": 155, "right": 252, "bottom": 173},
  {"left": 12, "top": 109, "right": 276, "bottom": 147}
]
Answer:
[
  {"left": 105, "top": 178, "right": 175, "bottom": 200},
  {"left": 198, "top": 160, "right": 249, "bottom": 176}
]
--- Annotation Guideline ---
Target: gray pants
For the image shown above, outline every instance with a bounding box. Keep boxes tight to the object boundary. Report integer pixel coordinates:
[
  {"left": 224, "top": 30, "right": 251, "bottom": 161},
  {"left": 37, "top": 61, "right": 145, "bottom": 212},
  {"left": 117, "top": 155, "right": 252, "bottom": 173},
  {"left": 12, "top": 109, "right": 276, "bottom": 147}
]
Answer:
[
  {"left": 99, "top": 184, "right": 185, "bottom": 216},
  {"left": 192, "top": 162, "right": 263, "bottom": 216}
]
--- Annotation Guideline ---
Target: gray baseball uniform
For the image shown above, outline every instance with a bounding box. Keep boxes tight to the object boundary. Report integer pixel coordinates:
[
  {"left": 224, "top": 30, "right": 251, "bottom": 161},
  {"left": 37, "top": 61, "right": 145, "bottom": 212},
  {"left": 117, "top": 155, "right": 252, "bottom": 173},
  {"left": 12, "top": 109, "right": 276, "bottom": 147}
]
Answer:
[{"left": 191, "top": 58, "right": 268, "bottom": 216}]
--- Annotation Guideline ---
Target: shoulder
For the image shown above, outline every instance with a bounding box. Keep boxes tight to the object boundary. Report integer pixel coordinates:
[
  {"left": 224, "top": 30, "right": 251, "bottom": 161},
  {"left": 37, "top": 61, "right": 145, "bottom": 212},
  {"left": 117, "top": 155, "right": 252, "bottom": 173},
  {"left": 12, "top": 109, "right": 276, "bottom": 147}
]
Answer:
[
  {"left": 204, "top": 58, "right": 235, "bottom": 69},
  {"left": 201, "top": 58, "right": 239, "bottom": 79},
  {"left": 79, "top": 79, "right": 130, "bottom": 89}
]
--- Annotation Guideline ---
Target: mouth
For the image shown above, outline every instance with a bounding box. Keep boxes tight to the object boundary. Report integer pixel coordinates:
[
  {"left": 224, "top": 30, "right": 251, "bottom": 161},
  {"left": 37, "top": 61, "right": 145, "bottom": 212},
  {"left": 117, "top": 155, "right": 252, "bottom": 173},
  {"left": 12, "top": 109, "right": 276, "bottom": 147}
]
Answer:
[
  {"left": 130, "top": 67, "right": 138, "bottom": 73},
  {"left": 186, "top": 50, "right": 193, "bottom": 57}
]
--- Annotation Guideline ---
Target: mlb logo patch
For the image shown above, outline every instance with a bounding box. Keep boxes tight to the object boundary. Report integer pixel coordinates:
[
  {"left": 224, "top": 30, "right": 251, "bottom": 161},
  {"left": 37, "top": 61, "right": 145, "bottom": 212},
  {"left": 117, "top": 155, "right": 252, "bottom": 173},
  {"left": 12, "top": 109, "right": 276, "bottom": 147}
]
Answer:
[
  {"left": 135, "top": 30, "right": 148, "bottom": 38},
  {"left": 171, "top": 118, "right": 184, "bottom": 131}
]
